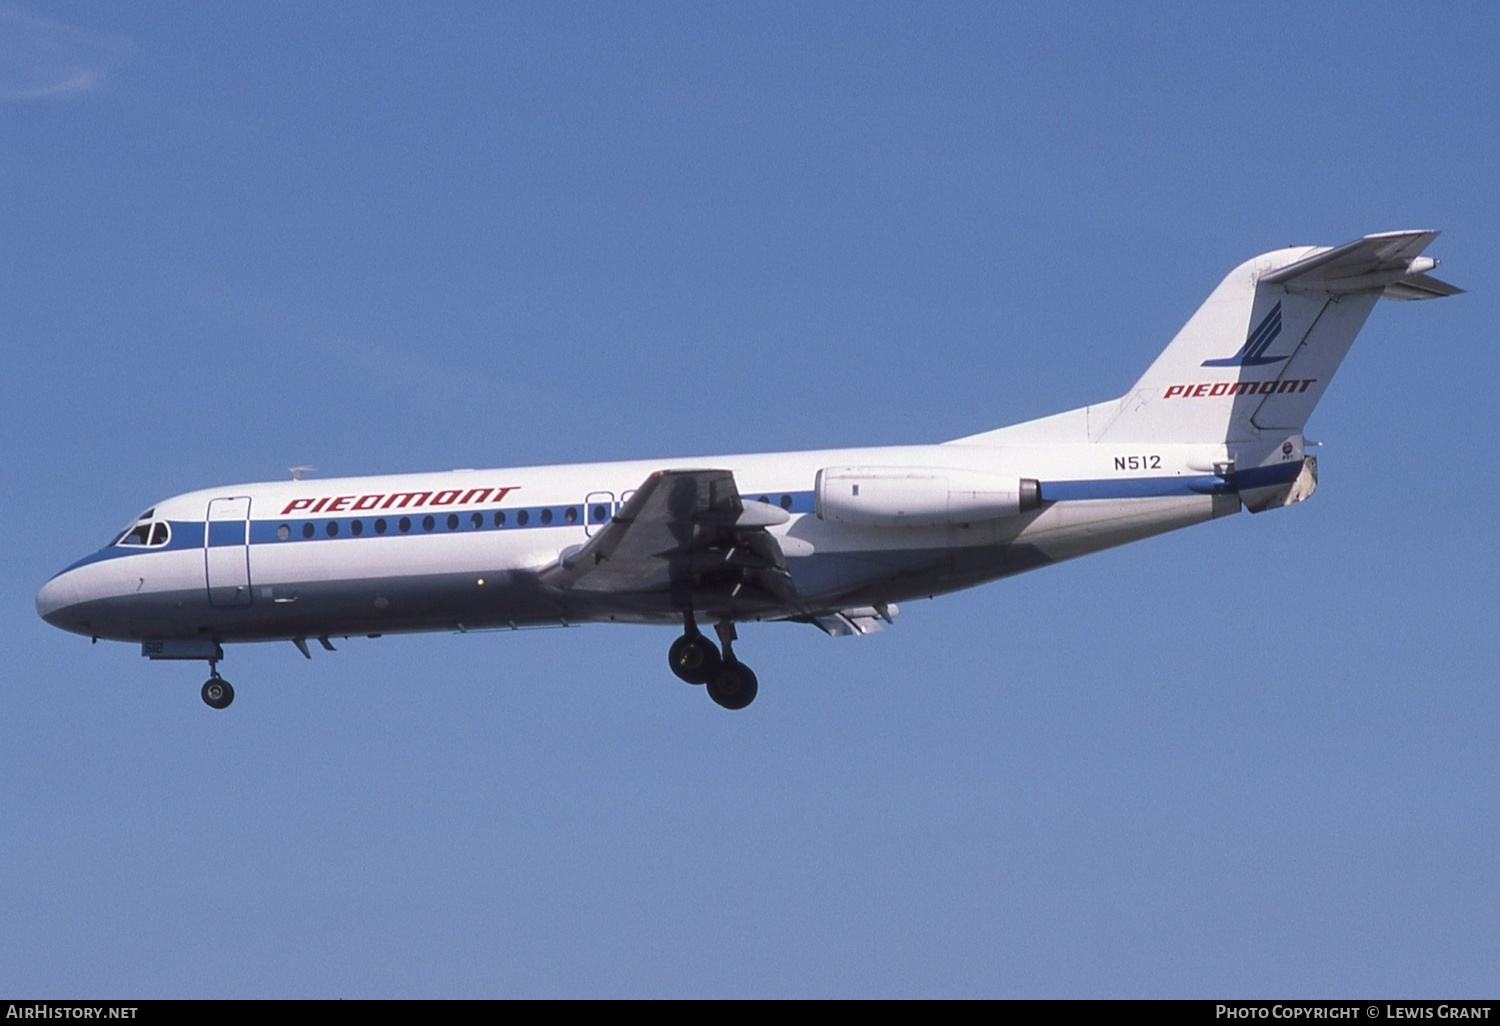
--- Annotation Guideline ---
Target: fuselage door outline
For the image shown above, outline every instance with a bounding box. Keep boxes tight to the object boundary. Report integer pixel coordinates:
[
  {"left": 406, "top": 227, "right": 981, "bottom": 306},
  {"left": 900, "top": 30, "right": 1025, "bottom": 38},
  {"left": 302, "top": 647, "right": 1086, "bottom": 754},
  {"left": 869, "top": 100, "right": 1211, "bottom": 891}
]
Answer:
[
  {"left": 205, "top": 496, "right": 253, "bottom": 608},
  {"left": 584, "top": 491, "right": 615, "bottom": 538}
]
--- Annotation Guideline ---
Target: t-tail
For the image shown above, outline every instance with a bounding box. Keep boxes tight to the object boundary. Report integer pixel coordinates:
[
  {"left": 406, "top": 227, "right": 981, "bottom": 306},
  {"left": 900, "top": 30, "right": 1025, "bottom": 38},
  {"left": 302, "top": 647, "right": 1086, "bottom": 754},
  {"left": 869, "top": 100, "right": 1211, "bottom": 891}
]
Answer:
[
  {"left": 1096, "top": 230, "right": 1458, "bottom": 446},
  {"left": 957, "top": 230, "right": 1460, "bottom": 510}
]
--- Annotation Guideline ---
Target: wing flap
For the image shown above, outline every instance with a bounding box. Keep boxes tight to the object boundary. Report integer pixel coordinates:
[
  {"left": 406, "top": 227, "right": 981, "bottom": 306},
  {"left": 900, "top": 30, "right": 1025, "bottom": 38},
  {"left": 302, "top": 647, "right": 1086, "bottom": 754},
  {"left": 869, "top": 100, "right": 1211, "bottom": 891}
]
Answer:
[{"left": 808, "top": 604, "right": 899, "bottom": 637}]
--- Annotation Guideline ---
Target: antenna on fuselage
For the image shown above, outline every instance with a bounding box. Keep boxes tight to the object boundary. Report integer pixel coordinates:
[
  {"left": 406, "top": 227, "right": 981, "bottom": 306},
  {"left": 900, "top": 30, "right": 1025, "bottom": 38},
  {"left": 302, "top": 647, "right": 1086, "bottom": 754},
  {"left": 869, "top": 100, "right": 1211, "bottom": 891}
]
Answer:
[{"left": 289, "top": 465, "right": 317, "bottom": 481}]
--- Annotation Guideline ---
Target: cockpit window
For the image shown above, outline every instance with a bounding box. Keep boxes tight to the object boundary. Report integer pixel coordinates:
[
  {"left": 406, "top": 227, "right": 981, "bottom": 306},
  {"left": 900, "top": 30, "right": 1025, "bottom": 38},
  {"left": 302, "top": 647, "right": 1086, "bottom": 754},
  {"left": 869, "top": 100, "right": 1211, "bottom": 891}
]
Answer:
[{"left": 117, "top": 521, "right": 170, "bottom": 548}]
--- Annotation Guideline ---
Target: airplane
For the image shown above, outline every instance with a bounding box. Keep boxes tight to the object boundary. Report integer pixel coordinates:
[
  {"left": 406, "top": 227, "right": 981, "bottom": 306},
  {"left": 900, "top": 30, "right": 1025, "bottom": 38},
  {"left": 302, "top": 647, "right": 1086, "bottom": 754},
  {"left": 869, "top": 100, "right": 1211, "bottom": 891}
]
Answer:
[{"left": 36, "top": 230, "right": 1460, "bottom": 711}]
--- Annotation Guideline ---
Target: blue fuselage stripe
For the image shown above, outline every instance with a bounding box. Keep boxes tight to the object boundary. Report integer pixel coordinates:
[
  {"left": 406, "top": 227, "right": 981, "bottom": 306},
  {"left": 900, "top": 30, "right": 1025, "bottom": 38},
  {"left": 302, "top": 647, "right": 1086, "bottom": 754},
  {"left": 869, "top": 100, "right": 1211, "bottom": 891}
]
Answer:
[
  {"left": 1040, "top": 476, "right": 1216, "bottom": 501},
  {"left": 56, "top": 491, "right": 818, "bottom": 571},
  {"left": 1039, "top": 461, "right": 1301, "bottom": 501},
  {"left": 55, "top": 467, "right": 1302, "bottom": 575}
]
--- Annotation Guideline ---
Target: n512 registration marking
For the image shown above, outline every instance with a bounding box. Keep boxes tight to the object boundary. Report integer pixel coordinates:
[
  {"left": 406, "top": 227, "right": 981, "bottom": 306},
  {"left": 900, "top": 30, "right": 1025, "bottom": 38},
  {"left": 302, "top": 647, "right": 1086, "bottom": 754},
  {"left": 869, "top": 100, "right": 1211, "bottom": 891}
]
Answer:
[{"left": 1114, "top": 455, "right": 1162, "bottom": 471}]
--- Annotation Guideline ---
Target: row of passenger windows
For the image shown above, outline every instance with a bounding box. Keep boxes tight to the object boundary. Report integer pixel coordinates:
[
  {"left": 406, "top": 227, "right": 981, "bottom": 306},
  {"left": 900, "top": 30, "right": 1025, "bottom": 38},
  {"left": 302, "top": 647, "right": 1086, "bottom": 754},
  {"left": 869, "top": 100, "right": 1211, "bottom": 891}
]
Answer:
[
  {"left": 277, "top": 504, "right": 596, "bottom": 541},
  {"left": 272, "top": 494, "right": 797, "bottom": 542},
  {"left": 115, "top": 494, "right": 802, "bottom": 547}
]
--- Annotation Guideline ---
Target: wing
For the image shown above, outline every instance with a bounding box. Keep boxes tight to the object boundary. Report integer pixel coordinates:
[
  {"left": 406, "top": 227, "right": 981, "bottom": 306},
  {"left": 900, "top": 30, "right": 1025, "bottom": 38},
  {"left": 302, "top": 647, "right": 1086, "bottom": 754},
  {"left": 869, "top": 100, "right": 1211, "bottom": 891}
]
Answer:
[{"left": 538, "top": 468, "right": 801, "bottom": 617}]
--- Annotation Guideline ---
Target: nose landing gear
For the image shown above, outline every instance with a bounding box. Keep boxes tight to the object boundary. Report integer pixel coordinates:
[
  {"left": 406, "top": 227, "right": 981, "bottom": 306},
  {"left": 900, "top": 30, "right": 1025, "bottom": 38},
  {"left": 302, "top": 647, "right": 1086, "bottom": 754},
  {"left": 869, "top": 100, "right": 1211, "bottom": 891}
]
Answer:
[
  {"left": 667, "top": 616, "right": 758, "bottom": 710},
  {"left": 201, "top": 661, "right": 234, "bottom": 710}
]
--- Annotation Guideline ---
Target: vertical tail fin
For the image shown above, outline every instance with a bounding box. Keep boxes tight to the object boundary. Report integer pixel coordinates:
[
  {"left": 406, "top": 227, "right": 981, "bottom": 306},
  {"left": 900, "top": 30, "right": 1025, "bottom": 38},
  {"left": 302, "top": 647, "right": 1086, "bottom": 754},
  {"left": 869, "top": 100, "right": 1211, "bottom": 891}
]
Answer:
[{"left": 1091, "top": 230, "right": 1458, "bottom": 446}]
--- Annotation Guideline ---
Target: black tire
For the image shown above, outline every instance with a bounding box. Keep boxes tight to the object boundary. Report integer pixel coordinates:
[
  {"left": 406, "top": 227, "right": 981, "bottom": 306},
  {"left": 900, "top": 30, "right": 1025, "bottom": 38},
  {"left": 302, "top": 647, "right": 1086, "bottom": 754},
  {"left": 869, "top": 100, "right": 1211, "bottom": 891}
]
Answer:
[
  {"left": 707, "top": 660, "right": 758, "bottom": 710},
  {"left": 668, "top": 634, "right": 720, "bottom": 685},
  {"left": 201, "top": 678, "right": 235, "bottom": 710}
]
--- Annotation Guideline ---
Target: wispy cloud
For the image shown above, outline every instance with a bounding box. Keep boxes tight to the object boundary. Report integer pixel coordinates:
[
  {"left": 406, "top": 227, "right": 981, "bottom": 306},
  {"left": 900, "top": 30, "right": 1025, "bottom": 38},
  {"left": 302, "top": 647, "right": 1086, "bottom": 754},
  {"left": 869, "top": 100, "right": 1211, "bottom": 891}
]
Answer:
[{"left": 0, "top": 7, "right": 135, "bottom": 102}]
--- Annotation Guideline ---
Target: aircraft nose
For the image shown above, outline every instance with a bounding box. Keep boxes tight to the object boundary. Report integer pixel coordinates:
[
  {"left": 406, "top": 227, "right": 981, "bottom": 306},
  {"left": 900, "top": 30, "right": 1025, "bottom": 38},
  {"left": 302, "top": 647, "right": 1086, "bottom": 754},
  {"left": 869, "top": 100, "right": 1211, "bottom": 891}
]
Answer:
[{"left": 36, "top": 570, "right": 82, "bottom": 630}]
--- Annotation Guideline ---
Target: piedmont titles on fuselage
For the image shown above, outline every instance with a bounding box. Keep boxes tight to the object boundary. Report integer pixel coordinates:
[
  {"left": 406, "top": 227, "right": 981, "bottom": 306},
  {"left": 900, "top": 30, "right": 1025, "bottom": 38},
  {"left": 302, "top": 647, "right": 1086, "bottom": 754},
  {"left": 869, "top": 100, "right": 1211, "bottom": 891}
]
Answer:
[{"left": 279, "top": 486, "right": 520, "bottom": 517}]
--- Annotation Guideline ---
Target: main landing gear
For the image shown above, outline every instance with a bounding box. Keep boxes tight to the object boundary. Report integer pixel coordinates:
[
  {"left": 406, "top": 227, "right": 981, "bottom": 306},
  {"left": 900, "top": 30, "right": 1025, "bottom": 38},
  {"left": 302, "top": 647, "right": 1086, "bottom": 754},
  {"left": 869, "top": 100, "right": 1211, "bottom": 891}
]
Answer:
[
  {"left": 668, "top": 617, "right": 758, "bottom": 710},
  {"left": 201, "top": 661, "right": 235, "bottom": 710}
]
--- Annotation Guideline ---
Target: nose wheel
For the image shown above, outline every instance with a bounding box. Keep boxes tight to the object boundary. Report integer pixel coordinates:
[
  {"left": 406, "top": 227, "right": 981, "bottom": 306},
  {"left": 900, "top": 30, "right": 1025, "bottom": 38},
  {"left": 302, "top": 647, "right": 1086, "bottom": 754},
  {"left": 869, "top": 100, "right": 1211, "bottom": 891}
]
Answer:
[
  {"left": 201, "top": 664, "right": 234, "bottom": 710},
  {"left": 667, "top": 617, "right": 758, "bottom": 709}
]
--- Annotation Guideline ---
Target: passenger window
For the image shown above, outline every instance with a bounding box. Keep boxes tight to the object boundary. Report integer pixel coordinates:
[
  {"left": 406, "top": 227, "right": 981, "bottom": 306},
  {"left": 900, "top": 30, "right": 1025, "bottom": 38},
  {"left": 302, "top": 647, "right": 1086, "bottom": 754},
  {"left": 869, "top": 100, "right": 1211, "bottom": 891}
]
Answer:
[
  {"left": 779, "top": 494, "right": 792, "bottom": 510},
  {"left": 447, "top": 514, "right": 459, "bottom": 530},
  {"left": 302, "top": 523, "right": 315, "bottom": 539},
  {"left": 591, "top": 504, "right": 607, "bottom": 523},
  {"left": 516, "top": 509, "right": 529, "bottom": 526},
  {"left": 327, "top": 522, "right": 340, "bottom": 538},
  {"left": 471, "top": 512, "right": 483, "bottom": 529},
  {"left": 422, "top": 515, "right": 435, "bottom": 532},
  {"left": 540, "top": 508, "right": 553, "bottom": 525},
  {"left": 399, "top": 517, "right": 411, "bottom": 533},
  {"left": 495, "top": 511, "right": 506, "bottom": 526},
  {"left": 351, "top": 520, "right": 364, "bottom": 536},
  {"left": 277, "top": 524, "right": 290, "bottom": 541},
  {"left": 564, "top": 507, "right": 578, "bottom": 524},
  {"left": 375, "top": 519, "right": 387, "bottom": 535}
]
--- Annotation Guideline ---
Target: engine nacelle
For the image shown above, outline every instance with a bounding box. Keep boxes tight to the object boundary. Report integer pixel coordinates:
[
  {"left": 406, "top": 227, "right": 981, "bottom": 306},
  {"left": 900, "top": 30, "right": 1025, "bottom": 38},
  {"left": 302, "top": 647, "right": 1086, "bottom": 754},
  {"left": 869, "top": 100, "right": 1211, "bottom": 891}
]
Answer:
[{"left": 814, "top": 466, "right": 1041, "bottom": 528}]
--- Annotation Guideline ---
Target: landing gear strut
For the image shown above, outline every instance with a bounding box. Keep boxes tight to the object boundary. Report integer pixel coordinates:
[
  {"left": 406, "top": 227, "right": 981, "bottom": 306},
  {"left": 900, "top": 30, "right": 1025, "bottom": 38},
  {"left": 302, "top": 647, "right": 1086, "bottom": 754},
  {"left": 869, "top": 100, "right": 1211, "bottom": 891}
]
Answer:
[
  {"left": 201, "top": 661, "right": 234, "bottom": 710},
  {"left": 667, "top": 615, "right": 758, "bottom": 709},
  {"left": 707, "top": 622, "right": 758, "bottom": 711}
]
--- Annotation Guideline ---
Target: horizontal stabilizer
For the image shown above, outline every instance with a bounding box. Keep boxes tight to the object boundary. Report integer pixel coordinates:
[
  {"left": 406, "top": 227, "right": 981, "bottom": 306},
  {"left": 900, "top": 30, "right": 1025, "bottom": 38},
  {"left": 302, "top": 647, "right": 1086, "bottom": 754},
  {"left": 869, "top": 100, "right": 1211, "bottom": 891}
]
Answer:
[
  {"left": 1382, "top": 270, "right": 1464, "bottom": 301},
  {"left": 1260, "top": 229, "right": 1461, "bottom": 299}
]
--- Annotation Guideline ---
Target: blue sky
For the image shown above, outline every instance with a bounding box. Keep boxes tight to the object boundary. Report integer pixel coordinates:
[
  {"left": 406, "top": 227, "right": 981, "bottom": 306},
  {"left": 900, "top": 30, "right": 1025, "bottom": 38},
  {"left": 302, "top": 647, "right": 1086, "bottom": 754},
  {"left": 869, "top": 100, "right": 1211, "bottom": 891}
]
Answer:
[{"left": 3, "top": 2, "right": 1497, "bottom": 997}]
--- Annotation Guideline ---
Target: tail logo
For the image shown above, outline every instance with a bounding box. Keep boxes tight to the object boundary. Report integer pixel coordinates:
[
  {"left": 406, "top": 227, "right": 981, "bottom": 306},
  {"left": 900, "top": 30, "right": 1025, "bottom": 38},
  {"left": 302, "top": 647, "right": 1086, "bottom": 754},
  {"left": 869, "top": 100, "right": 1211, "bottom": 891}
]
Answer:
[{"left": 1202, "top": 302, "right": 1288, "bottom": 367}]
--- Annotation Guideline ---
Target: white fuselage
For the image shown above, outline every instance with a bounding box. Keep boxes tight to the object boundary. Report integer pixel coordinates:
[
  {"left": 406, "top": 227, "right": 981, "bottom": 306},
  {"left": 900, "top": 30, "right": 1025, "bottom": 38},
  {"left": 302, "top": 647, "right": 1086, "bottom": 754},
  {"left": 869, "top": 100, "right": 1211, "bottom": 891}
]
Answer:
[{"left": 36, "top": 438, "right": 1257, "bottom": 646}]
